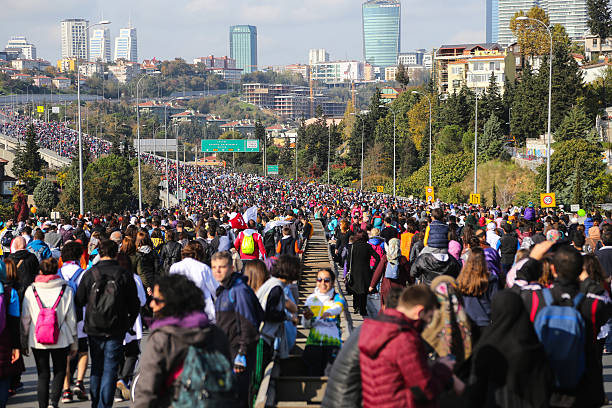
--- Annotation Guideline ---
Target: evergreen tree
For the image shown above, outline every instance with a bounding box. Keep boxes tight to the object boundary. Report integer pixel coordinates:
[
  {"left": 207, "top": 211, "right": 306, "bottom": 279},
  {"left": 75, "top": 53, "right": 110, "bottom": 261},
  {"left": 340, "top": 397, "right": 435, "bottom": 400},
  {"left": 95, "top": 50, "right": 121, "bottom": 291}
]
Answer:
[
  {"left": 439, "top": 86, "right": 474, "bottom": 132},
  {"left": 481, "top": 73, "right": 504, "bottom": 124},
  {"left": 33, "top": 179, "right": 58, "bottom": 216},
  {"left": 480, "top": 114, "right": 506, "bottom": 161},
  {"left": 555, "top": 105, "right": 593, "bottom": 142},
  {"left": 587, "top": 0, "right": 612, "bottom": 43},
  {"left": 492, "top": 182, "right": 498, "bottom": 207},
  {"left": 395, "top": 63, "right": 410, "bottom": 88},
  {"left": 12, "top": 124, "right": 46, "bottom": 179},
  {"left": 511, "top": 66, "right": 547, "bottom": 144}
]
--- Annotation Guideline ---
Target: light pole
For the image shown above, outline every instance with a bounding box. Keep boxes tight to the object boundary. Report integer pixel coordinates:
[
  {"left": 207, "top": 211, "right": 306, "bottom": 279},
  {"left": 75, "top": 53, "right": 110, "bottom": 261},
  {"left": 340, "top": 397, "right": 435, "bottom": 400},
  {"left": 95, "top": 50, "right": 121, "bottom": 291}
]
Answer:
[
  {"left": 412, "top": 91, "right": 433, "bottom": 186},
  {"left": 474, "top": 92, "right": 479, "bottom": 194},
  {"left": 350, "top": 113, "right": 367, "bottom": 190},
  {"left": 380, "top": 104, "right": 398, "bottom": 197},
  {"left": 517, "top": 16, "right": 553, "bottom": 193},
  {"left": 76, "top": 20, "right": 110, "bottom": 215},
  {"left": 135, "top": 75, "right": 147, "bottom": 215},
  {"left": 327, "top": 120, "right": 332, "bottom": 185}
]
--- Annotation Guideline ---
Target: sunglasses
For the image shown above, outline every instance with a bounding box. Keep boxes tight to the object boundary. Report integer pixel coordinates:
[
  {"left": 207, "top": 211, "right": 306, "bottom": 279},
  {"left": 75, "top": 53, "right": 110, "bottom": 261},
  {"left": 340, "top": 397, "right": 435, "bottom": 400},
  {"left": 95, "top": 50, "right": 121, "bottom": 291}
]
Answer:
[
  {"left": 317, "top": 278, "right": 331, "bottom": 283},
  {"left": 151, "top": 297, "right": 166, "bottom": 305}
]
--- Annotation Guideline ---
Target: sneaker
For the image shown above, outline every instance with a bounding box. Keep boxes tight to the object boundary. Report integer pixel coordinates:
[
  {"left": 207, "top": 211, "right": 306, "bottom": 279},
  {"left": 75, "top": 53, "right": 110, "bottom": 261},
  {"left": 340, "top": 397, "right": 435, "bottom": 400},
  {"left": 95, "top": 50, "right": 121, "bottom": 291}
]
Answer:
[
  {"left": 116, "top": 380, "right": 131, "bottom": 401},
  {"left": 72, "top": 382, "right": 88, "bottom": 401},
  {"left": 114, "top": 388, "right": 124, "bottom": 402},
  {"left": 61, "top": 389, "right": 72, "bottom": 403}
]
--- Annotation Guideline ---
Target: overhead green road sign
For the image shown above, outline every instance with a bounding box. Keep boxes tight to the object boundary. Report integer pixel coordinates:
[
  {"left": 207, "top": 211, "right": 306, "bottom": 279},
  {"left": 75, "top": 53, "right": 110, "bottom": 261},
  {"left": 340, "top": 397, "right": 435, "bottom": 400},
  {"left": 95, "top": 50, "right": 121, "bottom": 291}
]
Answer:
[
  {"left": 201, "top": 139, "right": 259, "bottom": 152},
  {"left": 267, "top": 165, "right": 279, "bottom": 175}
]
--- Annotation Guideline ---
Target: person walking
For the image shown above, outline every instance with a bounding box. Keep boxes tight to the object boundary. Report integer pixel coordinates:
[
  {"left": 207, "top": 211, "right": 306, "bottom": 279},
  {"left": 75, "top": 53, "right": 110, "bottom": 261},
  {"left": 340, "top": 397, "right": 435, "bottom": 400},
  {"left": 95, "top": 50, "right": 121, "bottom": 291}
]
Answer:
[
  {"left": 159, "top": 229, "right": 182, "bottom": 275},
  {"left": 369, "top": 238, "right": 410, "bottom": 308},
  {"left": 0, "top": 259, "right": 22, "bottom": 407},
  {"left": 75, "top": 240, "right": 140, "bottom": 408},
  {"left": 347, "top": 231, "right": 380, "bottom": 317},
  {"left": 21, "top": 258, "right": 77, "bottom": 408}
]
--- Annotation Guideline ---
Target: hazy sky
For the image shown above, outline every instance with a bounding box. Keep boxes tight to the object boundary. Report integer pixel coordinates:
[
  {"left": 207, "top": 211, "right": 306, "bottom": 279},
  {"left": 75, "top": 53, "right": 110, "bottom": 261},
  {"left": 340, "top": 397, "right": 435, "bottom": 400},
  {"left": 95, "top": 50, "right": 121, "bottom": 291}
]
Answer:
[{"left": 2, "top": 0, "right": 485, "bottom": 66}]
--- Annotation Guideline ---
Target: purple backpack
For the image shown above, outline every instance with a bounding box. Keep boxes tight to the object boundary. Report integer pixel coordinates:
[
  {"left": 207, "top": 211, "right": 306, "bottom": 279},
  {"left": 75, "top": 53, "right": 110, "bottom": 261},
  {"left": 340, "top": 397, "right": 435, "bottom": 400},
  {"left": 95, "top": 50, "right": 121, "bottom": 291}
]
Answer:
[{"left": 32, "top": 285, "right": 66, "bottom": 345}]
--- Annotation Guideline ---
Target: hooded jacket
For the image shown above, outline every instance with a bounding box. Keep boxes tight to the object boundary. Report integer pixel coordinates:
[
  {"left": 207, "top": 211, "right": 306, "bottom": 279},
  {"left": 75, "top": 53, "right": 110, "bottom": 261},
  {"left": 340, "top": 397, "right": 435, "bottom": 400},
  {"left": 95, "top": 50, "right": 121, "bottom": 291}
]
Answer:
[
  {"left": 133, "top": 312, "right": 231, "bottom": 408},
  {"left": 410, "top": 247, "right": 461, "bottom": 286},
  {"left": 234, "top": 229, "right": 266, "bottom": 260},
  {"left": 359, "top": 309, "right": 453, "bottom": 408},
  {"left": 135, "top": 245, "right": 158, "bottom": 289},
  {"left": 26, "top": 239, "right": 52, "bottom": 261},
  {"left": 8, "top": 249, "right": 39, "bottom": 301}
]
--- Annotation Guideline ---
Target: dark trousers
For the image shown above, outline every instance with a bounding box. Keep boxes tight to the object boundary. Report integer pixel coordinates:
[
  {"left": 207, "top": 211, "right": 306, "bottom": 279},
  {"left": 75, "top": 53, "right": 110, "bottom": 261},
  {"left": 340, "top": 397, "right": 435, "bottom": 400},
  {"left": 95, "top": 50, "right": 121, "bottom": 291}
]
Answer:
[
  {"left": 233, "top": 348, "right": 256, "bottom": 408},
  {"left": 89, "top": 336, "right": 123, "bottom": 408},
  {"left": 117, "top": 340, "right": 140, "bottom": 385},
  {"left": 302, "top": 345, "right": 339, "bottom": 376},
  {"left": 500, "top": 263, "right": 513, "bottom": 288},
  {"left": 32, "top": 347, "right": 69, "bottom": 408},
  {"left": 353, "top": 293, "right": 368, "bottom": 316}
]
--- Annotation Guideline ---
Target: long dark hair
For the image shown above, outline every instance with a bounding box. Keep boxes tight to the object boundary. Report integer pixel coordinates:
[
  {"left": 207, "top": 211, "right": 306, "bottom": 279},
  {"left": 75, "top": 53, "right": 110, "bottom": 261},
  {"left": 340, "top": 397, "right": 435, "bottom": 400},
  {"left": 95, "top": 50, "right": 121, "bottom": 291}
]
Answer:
[{"left": 154, "top": 274, "right": 205, "bottom": 318}]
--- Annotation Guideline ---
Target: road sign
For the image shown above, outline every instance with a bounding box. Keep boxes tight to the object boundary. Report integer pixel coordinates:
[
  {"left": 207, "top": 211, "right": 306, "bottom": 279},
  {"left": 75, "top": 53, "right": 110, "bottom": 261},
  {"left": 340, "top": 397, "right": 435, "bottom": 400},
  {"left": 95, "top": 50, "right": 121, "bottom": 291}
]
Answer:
[
  {"left": 52, "top": 107, "right": 60, "bottom": 114},
  {"left": 135, "top": 139, "right": 177, "bottom": 152},
  {"left": 201, "top": 139, "right": 259, "bottom": 153},
  {"left": 470, "top": 193, "right": 481, "bottom": 205},
  {"left": 377, "top": 185, "right": 384, "bottom": 193},
  {"left": 570, "top": 204, "right": 580, "bottom": 212},
  {"left": 267, "top": 165, "right": 279, "bottom": 175},
  {"left": 540, "top": 193, "right": 556, "bottom": 208},
  {"left": 36, "top": 106, "right": 44, "bottom": 113},
  {"left": 425, "top": 186, "right": 435, "bottom": 202}
]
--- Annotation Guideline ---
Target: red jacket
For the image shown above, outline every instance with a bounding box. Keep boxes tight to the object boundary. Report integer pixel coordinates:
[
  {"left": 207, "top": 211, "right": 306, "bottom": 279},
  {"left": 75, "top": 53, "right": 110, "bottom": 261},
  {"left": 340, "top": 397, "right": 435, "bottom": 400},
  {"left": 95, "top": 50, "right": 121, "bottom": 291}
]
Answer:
[
  {"left": 234, "top": 229, "right": 266, "bottom": 260},
  {"left": 359, "top": 309, "right": 452, "bottom": 408}
]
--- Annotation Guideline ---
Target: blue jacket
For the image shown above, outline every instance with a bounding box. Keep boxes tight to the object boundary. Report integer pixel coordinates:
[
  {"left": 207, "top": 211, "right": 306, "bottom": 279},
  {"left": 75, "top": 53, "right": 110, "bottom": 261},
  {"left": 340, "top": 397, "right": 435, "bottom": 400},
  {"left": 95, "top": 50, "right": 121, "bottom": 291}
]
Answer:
[
  {"left": 462, "top": 273, "right": 499, "bottom": 327},
  {"left": 214, "top": 273, "right": 264, "bottom": 357},
  {"left": 26, "top": 239, "right": 51, "bottom": 261}
]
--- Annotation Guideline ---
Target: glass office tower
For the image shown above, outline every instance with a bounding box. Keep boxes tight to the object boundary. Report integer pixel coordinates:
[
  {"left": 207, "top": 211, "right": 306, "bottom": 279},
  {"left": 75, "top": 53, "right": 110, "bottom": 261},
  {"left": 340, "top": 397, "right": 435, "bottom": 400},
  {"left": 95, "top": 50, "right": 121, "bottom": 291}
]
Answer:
[
  {"left": 230, "top": 25, "right": 257, "bottom": 74},
  {"left": 362, "top": 0, "right": 401, "bottom": 68}
]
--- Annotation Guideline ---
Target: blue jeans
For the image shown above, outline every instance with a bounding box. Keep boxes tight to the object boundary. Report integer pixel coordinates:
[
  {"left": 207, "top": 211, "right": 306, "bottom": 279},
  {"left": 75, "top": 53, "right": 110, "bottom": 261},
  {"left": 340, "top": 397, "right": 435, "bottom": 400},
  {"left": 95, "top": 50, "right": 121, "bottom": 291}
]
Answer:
[
  {"left": 605, "top": 318, "right": 612, "bottom": 351},
  {"left": 88, "top": 336, "right": 123, "bottom": 408}
]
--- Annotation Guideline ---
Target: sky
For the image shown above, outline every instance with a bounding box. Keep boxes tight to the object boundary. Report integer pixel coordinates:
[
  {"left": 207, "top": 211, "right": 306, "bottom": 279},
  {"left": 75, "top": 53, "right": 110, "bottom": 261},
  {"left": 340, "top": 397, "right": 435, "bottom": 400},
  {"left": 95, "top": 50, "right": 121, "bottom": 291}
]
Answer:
[{"left": 1, "top": 0, "right": 485, "bottom": 66}]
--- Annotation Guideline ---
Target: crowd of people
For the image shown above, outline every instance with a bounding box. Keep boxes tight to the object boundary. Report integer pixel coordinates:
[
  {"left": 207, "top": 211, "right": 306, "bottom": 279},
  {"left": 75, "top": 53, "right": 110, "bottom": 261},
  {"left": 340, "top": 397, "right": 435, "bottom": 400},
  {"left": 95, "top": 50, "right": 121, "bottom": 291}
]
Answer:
[{"left": 0, "top": 110, "right": 612, "bottom": 408}]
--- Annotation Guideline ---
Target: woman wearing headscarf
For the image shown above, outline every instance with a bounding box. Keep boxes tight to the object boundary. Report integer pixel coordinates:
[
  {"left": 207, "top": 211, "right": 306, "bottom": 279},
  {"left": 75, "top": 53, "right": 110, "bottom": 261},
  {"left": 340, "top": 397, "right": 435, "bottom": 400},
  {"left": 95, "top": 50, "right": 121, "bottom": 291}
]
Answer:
[
  {"left": 369, "top": 238, "right": 410, "bottom": 308},
  {"left": 466, "top": 291, "right": 553, "bottom": 408},
  {"left": 347, "top": 231, "right": 380, "bottom": 316}
]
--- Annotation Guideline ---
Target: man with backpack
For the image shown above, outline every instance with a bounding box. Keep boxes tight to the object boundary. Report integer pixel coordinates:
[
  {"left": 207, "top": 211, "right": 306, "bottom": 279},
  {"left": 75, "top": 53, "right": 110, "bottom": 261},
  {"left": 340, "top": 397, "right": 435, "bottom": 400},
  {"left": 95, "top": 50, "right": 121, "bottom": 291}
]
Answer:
[
  {"left": 234, "top": 225, "right": 266, "bottom": 262},
  {"left": 26, "top": 229, "right": 52, "bottom": 262},
  {"left": 518, "top": 241, "right": 612, "bottom": 407},
  {"left": 75, "top": 239, "right": 140, "bottom": 408}
]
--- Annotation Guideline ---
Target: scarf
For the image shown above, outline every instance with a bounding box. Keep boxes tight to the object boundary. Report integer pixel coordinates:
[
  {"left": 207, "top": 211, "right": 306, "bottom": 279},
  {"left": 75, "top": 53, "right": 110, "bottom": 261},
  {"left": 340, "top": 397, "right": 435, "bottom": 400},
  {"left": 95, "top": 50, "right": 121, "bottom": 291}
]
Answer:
[
  {"left": 35, "top": 274, "right": 61, "bottom": 283},
  {"left": 386, "top": 238, "right": 401, "bottom": 265}
]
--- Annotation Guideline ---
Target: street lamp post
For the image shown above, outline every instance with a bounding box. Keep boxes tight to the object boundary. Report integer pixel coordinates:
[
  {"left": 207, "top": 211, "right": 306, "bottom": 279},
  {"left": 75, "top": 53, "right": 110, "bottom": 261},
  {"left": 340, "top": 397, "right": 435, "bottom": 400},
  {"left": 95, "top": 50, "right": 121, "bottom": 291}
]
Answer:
[
  {"left": 517, "top": 16, "right": 553, "bottom": 193},
  {"left": 350, "top": 113, "right": 367, "bottom": 190},
  {"left": 76, "top": 20, "right": 110, "bottom": 215},
  {"left": 474, "top": 92, "right": 479, "bottom": 194},
  {"left": 327, "top": 121, "right": 332, "bottom": 185},
  {"left": 380, "top": 105, "right": 398, "bottom": 197},
  {"left": 135, "top": 75, "right": 147, "bottom": 215},
  {"left": 412, "top": 91, "right": 433, "bottom": 186}
]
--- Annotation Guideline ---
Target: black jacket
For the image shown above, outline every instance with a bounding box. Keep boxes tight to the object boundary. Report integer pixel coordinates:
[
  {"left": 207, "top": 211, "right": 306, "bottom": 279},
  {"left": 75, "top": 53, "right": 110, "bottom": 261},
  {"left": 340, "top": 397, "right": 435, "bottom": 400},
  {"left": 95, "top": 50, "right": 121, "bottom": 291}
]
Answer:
[
  {"left": 322, "top": 326, "right": 362, "bottom": 408},
  {"left": 160, "top": 241, "right": 182, "bottom": 275},
  {"left": 8, "top": 249, "right": 39, "bottom": 301},
  {"left": 75, "top": 259, "right": 140, "bottom": 338},
  {"left": 595, "top": 247, "right": 612, "bottom": 277},
  {"left": 410, "top": 250, "right": 461, "bottom": 286}
]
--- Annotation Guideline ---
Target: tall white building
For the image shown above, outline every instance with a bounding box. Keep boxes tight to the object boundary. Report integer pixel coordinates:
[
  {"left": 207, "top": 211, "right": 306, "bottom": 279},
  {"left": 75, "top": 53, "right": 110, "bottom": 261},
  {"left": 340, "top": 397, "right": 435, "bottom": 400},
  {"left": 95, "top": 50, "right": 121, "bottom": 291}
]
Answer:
[
  {"left": 114, "top": 27, "right": 137, "bottom": 62},
  {"left": 308, "top": 49, "right": 329, "bottom": 65},
  {"left": 61, "top": 19, "right": 89, "bottom": 60},
  {"left": 89, "top": 28, "right": 111, "bottom": 62},
  {"left": 497, "top": 0, "right": 541, "bottom": 46},
  {"left": 547, "top": 0, "right": 588, "bottom": 41},
  {"left": 5, "top": 36, "right": 36, "bottom": 59}
]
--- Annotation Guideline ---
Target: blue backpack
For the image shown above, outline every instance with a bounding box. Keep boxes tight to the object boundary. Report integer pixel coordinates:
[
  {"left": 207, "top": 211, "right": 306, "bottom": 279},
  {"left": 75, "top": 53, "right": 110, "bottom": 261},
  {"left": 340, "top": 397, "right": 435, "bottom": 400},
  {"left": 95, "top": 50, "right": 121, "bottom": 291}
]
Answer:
[
  {"left": 172, "top": 345, "right": 239, "bottom": 407},
  {"left": 533, "top": 288, "right": 586, "bottom": 389},
  {"left": 61, "top": 267, "right": 84, "bottom": 295},
  {"left": 384, "top": 261, "right": 399, "bottom": 280}
]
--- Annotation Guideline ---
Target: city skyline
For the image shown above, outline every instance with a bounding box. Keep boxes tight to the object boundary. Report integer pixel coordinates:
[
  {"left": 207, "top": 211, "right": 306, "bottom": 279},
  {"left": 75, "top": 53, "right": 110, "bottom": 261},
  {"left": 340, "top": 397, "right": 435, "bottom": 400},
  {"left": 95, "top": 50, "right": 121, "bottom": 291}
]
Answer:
[{"left": 2, "top": 0, "right": 484, "bottom": 66}]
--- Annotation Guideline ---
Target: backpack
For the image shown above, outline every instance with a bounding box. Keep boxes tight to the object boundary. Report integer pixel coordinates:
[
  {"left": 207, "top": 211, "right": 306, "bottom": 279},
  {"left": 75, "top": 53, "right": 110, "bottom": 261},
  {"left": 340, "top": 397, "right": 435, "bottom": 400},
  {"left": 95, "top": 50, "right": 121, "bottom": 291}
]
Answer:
[
  {"left": 532, "top": 288, "right": 586, "bottom": 389},
  {"left": 196, "top": 238, "right": 213, "bottom": 266},
  {"left": 86, "top": 268, "right": 122, "bottom": 332},
  {"left": 172, "top": 345, "right": 239, "bottom": 407},
  {"left": 28, "top": 245, "right": 46, "bottom": 262},
  {"left": 61, "top": 267, "right": 84, "bottom": 295},
  {"left": 32, "top": 285, "right": 66, "bottom": 345},
  {"left": 369, "top": 241, "right": 385, "bottom": 268},
  {"left": 384, "top": 261, "right": 399, "bottom": 280},
  {"left": 0, "top": 283, "right": 7, "bottom": 334},
  {"left": 241, "top": 234, "right": 255, "bottom": 255},
  {"left": 1, "top": 231, "right": 12, "bottom": 248}
]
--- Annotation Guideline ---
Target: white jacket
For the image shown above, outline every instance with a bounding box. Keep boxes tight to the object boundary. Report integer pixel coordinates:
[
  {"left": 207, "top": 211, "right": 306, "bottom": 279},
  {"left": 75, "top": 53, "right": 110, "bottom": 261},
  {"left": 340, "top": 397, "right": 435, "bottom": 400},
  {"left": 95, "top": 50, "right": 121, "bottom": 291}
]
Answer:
[
  {"left": 169, "top": 257, "right": 218, "bottom": 321},
  {"left": 21, "top": 277, "right": 77, "bottom": 350}
]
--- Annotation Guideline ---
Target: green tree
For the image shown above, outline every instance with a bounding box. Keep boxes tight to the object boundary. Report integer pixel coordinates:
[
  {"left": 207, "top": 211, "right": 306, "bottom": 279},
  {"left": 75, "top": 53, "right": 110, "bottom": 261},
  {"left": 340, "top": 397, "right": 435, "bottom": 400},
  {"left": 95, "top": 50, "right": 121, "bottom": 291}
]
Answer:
[
  {"left": 395, "top": 63, "right": 410, "bottom": 88},
  {"left": 555, "top": 105, "right": 592, "bottom": 142},
  {"left": 132, "top": 163, "right": 160, "bottom": 209},
  {"left": 511, "top": 66, "right": 547, "bottom": 144},
  {"left": 492, "top": 182, "right": 498, "bottom": 207},
  {"left": 510, "top": 7, "right": 551, "bottom": 57},
  {"left": 436, "top": 125, "right": 464, "bottom": 155},
  {"left": 12, "top": 124, "right": 46, "bottom": 179},
  {"left": 480, "top": 114, "right": 506, "bottom": 161},
  {"left": 537, "top": 139, "right": 610, "bottom": 204},
  {"left": 480, "top": 73, "right": 504, "bottom": 124},
  {"left": 587, "top": 0, "right": 612, "bottom": 44},
  {"left": 84, "top": 155, "right": 133, "bottom": 214},
  {"left": 33, "top": 179, "right": 58, "bottom": 216}
]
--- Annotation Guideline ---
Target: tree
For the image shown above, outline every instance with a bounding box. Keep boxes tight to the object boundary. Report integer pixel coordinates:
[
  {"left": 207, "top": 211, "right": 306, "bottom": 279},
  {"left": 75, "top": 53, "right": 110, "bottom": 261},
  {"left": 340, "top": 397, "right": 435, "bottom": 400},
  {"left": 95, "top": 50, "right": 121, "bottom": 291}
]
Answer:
[
  {"left": 555, "top": 105, "right": 593, "bottom": 142},
  {"left": 587, "top": 0, "right": 612, "bottom": 44},
  {"left": 436, "top": 125, "right": 464, "bottom": 155},
  {"left": 510, "top": 66, "right": 547, "bottom": 144},
  {"left": 84, "top": 155, "right": 133, "bottom": 214},
  {"left": 33, "top": 179, "right": 58, "bottom": 216},
  {"left": 479, "top": 114, "right": 506, "bottom": 161},
  {"left": 492, "top": 182, "right": 498, "bottom": 207},
  {"left": 12, "top": 124, "right": 46, "bottom": 179},
  {"left": 510, "top": 6, "right": 551, "bottom": 57},
  {"left": 395, "top": 63, "right": 410, "bottom": 88},
  {"left": 132, "top": 163, "right": 160, "bottom": 209}
]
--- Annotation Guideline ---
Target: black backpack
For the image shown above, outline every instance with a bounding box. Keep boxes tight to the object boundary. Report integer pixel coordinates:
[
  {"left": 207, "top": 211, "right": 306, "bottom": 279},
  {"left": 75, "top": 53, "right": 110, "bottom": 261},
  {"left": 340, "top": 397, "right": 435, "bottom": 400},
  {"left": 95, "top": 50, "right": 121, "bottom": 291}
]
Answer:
[
  {"left": 86, "top": 268, "right": 123, "bottom": 332},
  {"left": 1, "top": 231, "right": 12, "bottom": 248},
  {"left": 196, "top": 238, "right": 212, "bottom": 266}
]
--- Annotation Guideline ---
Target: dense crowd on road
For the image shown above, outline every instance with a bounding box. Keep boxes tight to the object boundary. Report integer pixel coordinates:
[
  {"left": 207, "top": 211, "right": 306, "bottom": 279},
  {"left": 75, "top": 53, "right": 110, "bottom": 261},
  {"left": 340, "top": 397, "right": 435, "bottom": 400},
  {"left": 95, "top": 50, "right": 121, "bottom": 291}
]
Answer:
[{"left": 0, "top": 110, "right": 611, "bottom": 408}]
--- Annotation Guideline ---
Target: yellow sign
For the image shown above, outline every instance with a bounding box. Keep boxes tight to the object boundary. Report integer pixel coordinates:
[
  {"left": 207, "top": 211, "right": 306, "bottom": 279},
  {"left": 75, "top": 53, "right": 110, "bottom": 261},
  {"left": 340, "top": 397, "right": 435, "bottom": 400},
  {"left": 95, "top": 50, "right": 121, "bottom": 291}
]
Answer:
[
  {"left": 37, "top": 106, "right": 44, "bottom": 113},
  {"left": 425, "top": 186, "right": 435, "bottom": 202},
  {"left": 376, "top": 185, "right": 384, "bottom": 193},
  {"left": 540, "top": 193, "right": 556, "bottom": 208},
  {"left": 470, "top": 193, "right": 481, "bottom": 205}
]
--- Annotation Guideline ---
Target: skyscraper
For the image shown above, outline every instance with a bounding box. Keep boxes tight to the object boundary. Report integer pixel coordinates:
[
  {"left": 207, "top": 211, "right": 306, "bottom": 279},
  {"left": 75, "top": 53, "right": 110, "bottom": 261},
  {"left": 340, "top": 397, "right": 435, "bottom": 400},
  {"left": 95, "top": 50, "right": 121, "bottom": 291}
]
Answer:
[
  {"left": 547, "top": 0, "right": 588, "bottom": 41},
  {"left": 5, "top": 36, "right": 36, "bottom": 59},
  {"left": 61, "top": 19, "right": 89, "bottom": 60},
  {"left": 230, "top": 25, "right": 257, "bottom": 74},
  {"left": 309, "top": 49, "right": 329, "bottom": 65},
  {"left": 486, "top": 0, "right": 499, "bottom": 43},
  {"left": 362, "top": 0, "right": 401, "bottom": 68},
  {"left": 114, "top": 26, "right": 137, "bottom": 62},
  {"left": 90, "top": 28, "right": 111, "bottom": 62},
  {"left": 497, "top": 0, "right": 540, "bottom": 46}
]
